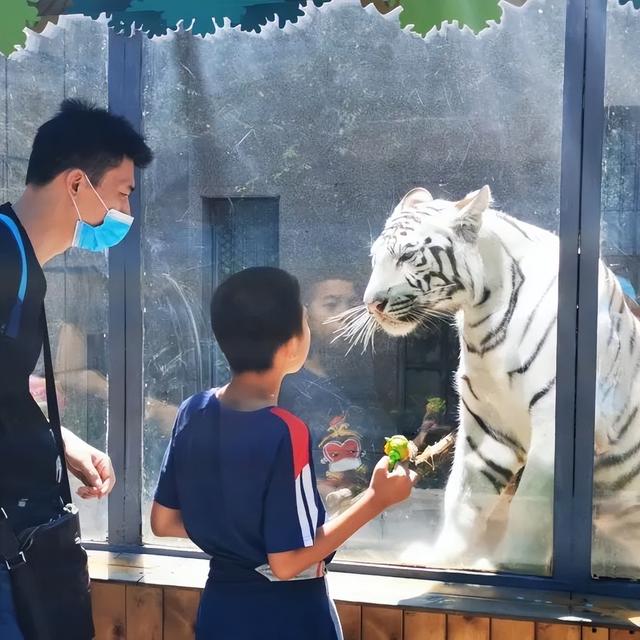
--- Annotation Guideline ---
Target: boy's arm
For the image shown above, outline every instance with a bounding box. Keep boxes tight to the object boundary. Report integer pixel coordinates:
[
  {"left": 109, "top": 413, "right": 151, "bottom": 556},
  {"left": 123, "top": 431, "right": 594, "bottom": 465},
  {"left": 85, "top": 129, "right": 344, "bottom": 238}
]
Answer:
[
  {"left": 150, "top": 501, "right": 189, "bottom": 538},
  {"left": 268, "top": 458, "right": 415, "bottom": 580},
  {"left": 149, "top": 402, "right": 189, "bottom": 537}
]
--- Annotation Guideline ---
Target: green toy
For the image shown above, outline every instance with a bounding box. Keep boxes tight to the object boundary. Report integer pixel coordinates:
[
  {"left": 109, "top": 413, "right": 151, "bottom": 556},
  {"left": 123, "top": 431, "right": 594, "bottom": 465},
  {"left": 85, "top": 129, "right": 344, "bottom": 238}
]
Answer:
[{"left": 383, "top": 435, "right": 416, "bottom": 472}]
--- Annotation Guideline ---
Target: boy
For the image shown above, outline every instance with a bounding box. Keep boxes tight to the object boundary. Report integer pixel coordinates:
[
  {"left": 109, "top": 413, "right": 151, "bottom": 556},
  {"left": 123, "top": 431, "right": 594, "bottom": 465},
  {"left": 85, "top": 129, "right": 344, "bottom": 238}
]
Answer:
[{"left": 151, "top": 267, "right": 416, "bottom": 640}]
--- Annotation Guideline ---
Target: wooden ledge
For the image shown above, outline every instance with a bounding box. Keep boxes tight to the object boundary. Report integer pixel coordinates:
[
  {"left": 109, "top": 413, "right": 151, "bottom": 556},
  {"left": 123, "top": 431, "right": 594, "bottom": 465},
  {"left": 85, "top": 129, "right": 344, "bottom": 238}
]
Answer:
[{"left": 87, "top": 551, "right": 640, "bottom": 631}]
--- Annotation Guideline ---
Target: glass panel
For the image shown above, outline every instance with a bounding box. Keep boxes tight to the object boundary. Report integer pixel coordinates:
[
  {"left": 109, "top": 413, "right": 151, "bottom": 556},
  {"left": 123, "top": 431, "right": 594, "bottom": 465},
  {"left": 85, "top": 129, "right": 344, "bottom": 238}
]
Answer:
[
  {"left": 141, "top": 0, "right": 566, "bottom": 575},
  {"left": 593, "top": 0, "right": 640, "bottom": 579},
  {"left": 0, "top": 16, "right": 109, "bottom": 541}
]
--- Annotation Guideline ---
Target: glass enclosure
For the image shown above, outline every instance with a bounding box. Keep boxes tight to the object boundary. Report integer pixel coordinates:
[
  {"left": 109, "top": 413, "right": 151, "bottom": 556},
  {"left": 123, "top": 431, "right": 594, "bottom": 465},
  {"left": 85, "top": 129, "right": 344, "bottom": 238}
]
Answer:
[
  {"left": 140, "top": 0, "right": 566, "bottom": 576},
  {"left": 1, "top": 0, "right": 639, "bottom": 591}
]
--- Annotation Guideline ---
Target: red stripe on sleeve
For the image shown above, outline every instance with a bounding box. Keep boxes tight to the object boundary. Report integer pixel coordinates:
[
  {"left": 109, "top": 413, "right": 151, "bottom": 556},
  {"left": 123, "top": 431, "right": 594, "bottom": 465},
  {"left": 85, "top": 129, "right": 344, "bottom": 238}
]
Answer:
[{"left": 271, "top": 407, "right": 309, "bottom": 479}]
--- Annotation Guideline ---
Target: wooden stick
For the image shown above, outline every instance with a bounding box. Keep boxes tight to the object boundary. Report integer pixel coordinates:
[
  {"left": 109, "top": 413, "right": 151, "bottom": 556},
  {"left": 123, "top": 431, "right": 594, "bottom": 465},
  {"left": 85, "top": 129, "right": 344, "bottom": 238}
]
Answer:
[{"left": 414, "top": 433, "right": 456, "bottom": 467}]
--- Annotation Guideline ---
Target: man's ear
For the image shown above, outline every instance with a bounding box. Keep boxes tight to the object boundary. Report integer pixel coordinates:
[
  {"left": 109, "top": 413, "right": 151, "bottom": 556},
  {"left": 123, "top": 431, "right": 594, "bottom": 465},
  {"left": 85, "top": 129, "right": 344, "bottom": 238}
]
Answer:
[{"left": 65, "top": 169, "right": 85, "bottom": 198}]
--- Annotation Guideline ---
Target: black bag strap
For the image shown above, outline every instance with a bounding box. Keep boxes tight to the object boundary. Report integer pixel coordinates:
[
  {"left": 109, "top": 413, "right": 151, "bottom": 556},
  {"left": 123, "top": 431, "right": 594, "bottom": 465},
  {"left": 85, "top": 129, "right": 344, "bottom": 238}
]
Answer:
[
  {"left": 0, "top": 306, "right": 73, "bottom": 558},
  {"left": 0, "top": 509, "right": 24, "bottom": 569},
  {"left": 0, "top": 310, "right": 60, "bottom": 638},
  {"left": 40, "top": 306, "right": 73, "bottom": 506}
]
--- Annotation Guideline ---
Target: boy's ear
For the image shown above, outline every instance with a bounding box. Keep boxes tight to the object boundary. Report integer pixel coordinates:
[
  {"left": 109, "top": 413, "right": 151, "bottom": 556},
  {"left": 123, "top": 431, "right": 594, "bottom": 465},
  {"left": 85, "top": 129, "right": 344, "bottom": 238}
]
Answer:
[
  {"left": 273, "top": 336, "right": 297, "bottom": 366},
  {"left": 285, "top": 334, "right": 302, "bottom": 360}
]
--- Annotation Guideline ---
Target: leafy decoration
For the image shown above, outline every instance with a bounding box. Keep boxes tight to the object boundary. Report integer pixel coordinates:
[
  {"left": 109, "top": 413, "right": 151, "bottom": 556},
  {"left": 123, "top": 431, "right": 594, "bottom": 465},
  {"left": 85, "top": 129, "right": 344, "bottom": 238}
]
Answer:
[{"left": 0, "top": 0, "right": 40, "bottom": 56}]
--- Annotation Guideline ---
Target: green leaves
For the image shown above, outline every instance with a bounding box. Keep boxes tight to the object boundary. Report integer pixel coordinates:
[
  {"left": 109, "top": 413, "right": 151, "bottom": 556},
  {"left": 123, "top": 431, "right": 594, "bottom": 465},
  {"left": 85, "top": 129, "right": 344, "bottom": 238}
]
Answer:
[
  {"left": 63, "top": 0, "right": 328, "bottom": 36},
  {"left": 2, "top": 0, "right": 639, "bottom": 57},
  {"left": 396, "top": 0, "right": 502, "bottom": 36},
  {"left": 0, "top": 0, "right": 39, "bottom": 56}
]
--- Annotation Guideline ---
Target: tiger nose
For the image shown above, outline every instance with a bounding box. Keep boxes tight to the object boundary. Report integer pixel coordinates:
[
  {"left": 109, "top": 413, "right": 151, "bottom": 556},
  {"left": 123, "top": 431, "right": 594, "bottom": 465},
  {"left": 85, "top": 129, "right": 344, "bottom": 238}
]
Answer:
[{"left": 365, "top": 297, "right": 388, "bottom": 315}]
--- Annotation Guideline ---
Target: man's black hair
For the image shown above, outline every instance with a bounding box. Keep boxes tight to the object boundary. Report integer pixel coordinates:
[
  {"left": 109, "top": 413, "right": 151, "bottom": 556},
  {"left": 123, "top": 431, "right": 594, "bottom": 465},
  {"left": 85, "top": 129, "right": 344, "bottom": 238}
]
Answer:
[
  {"left": 211, "top": 267, "right": 304, "bottom": 374},
  {"left": 26, "top": 99, "right": 153, "bottom": 186}
]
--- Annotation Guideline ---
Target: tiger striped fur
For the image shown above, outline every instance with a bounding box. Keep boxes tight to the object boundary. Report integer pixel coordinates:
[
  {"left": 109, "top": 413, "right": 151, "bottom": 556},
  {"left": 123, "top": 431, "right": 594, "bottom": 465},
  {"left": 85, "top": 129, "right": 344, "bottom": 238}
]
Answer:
[{"left": 362, "top": 186, "right": 640, "bottom": 576}]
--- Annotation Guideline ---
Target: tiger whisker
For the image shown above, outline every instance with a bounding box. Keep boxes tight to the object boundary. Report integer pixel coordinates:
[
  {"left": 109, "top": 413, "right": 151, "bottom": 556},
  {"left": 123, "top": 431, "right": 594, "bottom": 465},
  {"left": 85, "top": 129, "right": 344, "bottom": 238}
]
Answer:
[
  {"left": 331, "top": 309, "right": 371, "bottom": 345},
  {"left": 345, "top": 315, "right": 374, "bottom": 355},
  {"left": 324, "top": 305, "right": 368, "bottom": 326},
  {"left": 332, "top": 312, "right": 370, "bottom": 341}
]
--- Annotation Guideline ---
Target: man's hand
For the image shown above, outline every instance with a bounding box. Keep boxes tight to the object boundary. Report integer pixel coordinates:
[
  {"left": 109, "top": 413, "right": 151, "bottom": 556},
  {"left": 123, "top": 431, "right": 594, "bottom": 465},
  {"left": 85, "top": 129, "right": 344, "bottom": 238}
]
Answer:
[{"left": 61, "top": 427, "right": 116, "bottom": 499}]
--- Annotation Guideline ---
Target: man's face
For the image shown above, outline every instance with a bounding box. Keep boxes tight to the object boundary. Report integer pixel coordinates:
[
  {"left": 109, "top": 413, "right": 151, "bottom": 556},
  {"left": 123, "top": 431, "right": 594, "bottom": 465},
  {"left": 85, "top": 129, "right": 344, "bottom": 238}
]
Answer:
[
  {"left": 307, "top": 279, "right": 360, "bottom": 344},
  {"left": 74, "top": 157, "right": 135, "bottom": 226}
]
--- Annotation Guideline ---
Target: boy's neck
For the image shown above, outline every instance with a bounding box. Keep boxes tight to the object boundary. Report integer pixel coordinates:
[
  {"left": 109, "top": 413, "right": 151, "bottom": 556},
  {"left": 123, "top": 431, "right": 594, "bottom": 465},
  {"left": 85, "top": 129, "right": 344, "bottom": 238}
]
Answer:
[{"left": 217, "top": 371, "right": 284, "bottom": 411}]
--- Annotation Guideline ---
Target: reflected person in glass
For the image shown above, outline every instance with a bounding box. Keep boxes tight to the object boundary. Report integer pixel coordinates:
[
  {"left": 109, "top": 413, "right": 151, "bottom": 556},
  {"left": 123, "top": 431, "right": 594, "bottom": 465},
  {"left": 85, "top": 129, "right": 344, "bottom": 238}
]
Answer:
[{"left": 279, "top": 275, "right": 387, "bottom": 514}]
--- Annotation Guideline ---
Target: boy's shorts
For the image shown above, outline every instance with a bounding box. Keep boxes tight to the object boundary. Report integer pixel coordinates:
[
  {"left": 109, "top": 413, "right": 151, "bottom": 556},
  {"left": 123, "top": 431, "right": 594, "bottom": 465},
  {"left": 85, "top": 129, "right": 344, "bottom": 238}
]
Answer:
[{"left": 196, "top": 575, "right": 343, "bottom": 640}]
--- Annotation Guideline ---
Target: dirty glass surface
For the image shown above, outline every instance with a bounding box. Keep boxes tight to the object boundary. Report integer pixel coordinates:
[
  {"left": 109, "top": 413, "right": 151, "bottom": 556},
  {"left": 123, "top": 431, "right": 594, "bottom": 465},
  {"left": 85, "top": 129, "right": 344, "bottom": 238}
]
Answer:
[{"left": 141, "top": 0, "right": 566, "bottom": 575}]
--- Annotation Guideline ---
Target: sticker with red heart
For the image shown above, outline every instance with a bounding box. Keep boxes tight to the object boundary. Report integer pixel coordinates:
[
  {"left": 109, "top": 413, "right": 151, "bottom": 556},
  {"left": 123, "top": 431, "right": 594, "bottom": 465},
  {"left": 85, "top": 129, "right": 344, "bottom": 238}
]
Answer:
[{"left": 322, "top": 438, "right": 362, "bottom": 463}]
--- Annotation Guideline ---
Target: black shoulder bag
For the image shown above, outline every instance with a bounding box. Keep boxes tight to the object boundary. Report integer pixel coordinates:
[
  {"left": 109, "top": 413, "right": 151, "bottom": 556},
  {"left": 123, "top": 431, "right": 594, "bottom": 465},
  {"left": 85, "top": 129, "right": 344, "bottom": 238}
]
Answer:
[{"left": 0, "top": 307, "right": 95, "bottom": 640}]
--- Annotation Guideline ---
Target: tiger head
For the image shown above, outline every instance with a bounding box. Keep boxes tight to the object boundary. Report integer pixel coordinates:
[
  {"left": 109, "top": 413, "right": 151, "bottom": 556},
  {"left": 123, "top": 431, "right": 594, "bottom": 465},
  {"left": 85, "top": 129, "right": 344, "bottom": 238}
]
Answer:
[{"left": 364, "top": 186, "right": 491, "bottom": 337}]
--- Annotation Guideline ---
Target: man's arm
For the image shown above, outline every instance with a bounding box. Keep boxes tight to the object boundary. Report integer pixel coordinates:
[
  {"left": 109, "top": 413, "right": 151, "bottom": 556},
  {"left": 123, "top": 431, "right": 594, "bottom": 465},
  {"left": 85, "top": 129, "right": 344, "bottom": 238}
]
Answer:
[{"left": 61, "top": 427, "right": 116, "bottom": 499}]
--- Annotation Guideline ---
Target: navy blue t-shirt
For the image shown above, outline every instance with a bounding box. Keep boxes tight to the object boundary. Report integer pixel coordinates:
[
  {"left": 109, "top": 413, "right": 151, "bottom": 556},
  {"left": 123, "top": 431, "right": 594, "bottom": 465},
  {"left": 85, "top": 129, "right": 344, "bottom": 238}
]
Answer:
[{"left": 155, "top": 389, "right": 328, "bottom": 572}]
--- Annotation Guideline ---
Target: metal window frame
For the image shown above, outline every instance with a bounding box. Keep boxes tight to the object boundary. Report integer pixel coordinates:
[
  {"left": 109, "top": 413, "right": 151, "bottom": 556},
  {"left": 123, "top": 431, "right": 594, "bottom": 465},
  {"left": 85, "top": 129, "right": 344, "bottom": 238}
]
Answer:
[
  {"left": 106, "top": 30, "right": 144, "bottom": 546},
  {"left": 97, "top": 0, "right": 640, "bottom": 598}
]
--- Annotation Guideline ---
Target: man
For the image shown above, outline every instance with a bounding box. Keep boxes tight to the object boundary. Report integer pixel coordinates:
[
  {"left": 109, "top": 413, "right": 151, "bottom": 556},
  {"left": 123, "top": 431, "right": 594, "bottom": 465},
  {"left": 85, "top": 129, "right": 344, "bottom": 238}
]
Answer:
[{"left": 0, "top": 99, "right": 152, "bottom": 637}]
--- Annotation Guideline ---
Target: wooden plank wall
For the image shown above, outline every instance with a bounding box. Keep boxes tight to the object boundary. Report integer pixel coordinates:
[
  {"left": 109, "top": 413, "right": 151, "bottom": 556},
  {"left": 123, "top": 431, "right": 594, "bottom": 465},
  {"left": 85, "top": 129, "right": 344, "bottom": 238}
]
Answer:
[{"left": 91, "top": 582, "right": 638, "bottom": 640}]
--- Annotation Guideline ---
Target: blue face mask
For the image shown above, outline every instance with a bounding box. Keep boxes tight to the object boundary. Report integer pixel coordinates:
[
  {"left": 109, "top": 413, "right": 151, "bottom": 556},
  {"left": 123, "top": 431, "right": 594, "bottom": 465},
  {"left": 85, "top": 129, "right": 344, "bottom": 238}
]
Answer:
[{"left": 71, "top": 174, "right": 134, "bottom": 252}]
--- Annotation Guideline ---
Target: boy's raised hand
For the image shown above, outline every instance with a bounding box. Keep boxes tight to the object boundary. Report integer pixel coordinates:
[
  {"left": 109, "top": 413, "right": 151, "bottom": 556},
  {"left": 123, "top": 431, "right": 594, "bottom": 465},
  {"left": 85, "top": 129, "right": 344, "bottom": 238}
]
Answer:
[{"left": 368, "top": 456, "right": 417, "bottom": 510}]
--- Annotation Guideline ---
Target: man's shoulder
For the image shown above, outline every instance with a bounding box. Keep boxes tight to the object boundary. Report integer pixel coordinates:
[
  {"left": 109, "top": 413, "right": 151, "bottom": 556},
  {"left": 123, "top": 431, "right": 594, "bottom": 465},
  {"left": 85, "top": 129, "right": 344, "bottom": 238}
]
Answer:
[
  {"left": 0, "top": 207, "right": 26, "bottom": 337},
  {"left": 0, "top": 207, "right": 22, "bottom": 262}
]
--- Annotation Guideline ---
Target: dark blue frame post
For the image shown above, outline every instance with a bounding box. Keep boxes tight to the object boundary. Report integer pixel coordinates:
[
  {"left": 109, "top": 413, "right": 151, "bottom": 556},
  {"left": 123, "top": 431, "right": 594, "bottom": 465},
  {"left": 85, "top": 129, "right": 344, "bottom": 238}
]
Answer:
[
  {"left": 107, "top": 30, "right": 144, "bottom": 546},
  {"left": 568, "top": 0, "right": 607, "bottom": 592},
  {"left": 552, "top": 0, "right": 589, "bottom": 587}
]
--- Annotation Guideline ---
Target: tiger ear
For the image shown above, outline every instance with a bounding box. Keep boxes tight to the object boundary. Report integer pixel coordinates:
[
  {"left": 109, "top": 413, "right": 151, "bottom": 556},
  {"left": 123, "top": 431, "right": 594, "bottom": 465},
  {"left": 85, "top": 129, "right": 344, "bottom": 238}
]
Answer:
[
  {"left": 400, "top": 187, "right": 433, "bottom": 212},
  {"left": 453, "top": 185, "right": 491, "bottom": 242}
]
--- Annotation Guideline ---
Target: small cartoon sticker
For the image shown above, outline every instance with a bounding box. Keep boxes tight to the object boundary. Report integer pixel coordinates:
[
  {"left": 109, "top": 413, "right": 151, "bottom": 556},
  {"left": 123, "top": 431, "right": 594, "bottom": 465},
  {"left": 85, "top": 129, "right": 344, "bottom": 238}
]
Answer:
[{"left": 320, "top": 415, "right": 365, "bottom": 473}]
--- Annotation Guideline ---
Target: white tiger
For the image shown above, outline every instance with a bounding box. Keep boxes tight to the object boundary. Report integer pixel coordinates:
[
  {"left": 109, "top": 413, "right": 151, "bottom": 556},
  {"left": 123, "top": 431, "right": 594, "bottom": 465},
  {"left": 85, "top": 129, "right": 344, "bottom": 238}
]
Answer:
[{"left": 359, "top": 185, "right": 640, "bottom": 576}]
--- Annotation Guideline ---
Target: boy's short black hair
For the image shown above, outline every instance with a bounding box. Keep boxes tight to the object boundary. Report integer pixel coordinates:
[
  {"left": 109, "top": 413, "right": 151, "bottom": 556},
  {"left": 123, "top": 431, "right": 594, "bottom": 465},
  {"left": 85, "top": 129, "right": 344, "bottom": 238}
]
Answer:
[
  {"left": 26, "top": 99, "right": 153, "bottom": 186},
  {"left": 211, "top": 267, "right": 304, "bottom": 374}
]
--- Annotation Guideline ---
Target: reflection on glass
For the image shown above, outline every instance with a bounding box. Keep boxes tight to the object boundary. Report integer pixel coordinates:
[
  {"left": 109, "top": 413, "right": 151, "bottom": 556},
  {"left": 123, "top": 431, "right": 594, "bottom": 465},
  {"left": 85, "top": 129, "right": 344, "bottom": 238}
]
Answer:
[
  {"left": 140, "top": 0, "right": 566, "bottom": 575},
  {"left": 593, "top": 0, "right": 640, "bottom": 580},
  {"left": 48, "top": 259, "right": 109, "bottom": 541},
  {"left": 280, "top": 275, "right": 387, "bottom": 515},
  {"left": 1, "top": 16, "right": 109, "bottom": 541},
  {"left": 142, "top": 273, "right": 207, "bottom": 545}
]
